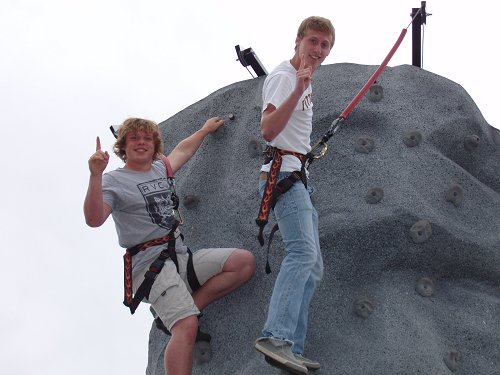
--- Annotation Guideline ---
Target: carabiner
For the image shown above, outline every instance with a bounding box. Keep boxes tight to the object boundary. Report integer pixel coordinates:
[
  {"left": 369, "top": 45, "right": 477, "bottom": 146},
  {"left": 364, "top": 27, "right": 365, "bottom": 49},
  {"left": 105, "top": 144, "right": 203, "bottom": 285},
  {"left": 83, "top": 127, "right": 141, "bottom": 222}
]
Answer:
[
  {"left": 310, "top": 140, "right": 329, "bottom": 160},
  {"left": 174, "top": 208, "right": 184, "bottom": 226}
]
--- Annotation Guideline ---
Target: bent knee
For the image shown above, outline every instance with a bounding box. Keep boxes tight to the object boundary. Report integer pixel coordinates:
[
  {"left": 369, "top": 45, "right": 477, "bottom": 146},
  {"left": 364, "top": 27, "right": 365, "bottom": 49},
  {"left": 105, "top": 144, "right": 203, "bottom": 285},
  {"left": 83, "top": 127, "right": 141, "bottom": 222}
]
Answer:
[
  {"left": 171, "top": 314, "right": 198, "bottom": 342},
  {"left": 226, "top": 249, "right": 256, "bottom": 280}
]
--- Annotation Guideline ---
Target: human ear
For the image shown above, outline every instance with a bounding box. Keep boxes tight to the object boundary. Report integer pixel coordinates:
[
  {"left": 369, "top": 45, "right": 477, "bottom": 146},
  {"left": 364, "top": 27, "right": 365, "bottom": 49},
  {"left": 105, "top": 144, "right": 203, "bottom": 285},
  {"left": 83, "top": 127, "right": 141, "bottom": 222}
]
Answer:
[{"left": 294, "top": 36, "right": 301, "bottom": 51}]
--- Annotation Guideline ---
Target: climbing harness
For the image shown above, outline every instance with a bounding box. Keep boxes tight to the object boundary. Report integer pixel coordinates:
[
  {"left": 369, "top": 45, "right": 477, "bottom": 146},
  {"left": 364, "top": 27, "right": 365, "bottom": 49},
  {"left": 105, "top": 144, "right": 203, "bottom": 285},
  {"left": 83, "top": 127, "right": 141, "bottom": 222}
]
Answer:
[
  {"left": 123, "top": 155, "right": 200, "bottom": 314},
  {"left": 256, "top": 11, "right": 421, "bottom": 268},
  {"left": 256, "top": 146, "right": 307, "bottom": 245},
  {"left": 256, "top": 146, "right": 310, "bottom": 273}
]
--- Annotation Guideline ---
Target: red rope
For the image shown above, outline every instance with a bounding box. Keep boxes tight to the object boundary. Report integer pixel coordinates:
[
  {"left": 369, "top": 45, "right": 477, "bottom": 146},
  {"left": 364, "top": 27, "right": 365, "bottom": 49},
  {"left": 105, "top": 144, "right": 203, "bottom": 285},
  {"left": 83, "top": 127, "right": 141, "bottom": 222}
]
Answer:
[{"left": 340, "top": 29, "right": 408, "bottom": 119}]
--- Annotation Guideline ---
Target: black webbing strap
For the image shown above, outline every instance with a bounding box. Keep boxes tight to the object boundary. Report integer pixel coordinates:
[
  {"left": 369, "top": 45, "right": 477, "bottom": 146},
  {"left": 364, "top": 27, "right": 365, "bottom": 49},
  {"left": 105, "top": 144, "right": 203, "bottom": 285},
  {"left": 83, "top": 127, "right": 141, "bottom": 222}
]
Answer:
[
  {"left": 186, "top": 247, "right": 201, "bottom": 292},
  {"left": 129, "top": 247, "right": 201, "bottom": 315},
  {"left": 129, "top": 248, "right": 172, "bottom": 314}
]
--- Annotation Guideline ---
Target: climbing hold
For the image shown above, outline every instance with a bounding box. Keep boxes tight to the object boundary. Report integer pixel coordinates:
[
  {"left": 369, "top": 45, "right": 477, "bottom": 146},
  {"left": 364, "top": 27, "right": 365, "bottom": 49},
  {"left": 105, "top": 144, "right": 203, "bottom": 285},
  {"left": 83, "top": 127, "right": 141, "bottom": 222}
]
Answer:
[
  {"left": 415, "top": 277, "right": 435, "bottom": 297},
  {"left": 409, "top": 220, "right": 432, "bottom": 243},
  {"left": 228, "top": 113, "right": 236, "bottom": 120},
  {"left": 403, "top": 130, "right": 422, "bottom": 147},
  {"left": 443, "top": 349, "right": 460, "bottom": 372},
  {"left": 446, "top": 184, "right": 464, "bottom": 207},
  {"left": 248, "top": 139, "right": 263, "bottom": 158},
  {"left": 464, "top": 134, "right": 480, "bottom": 151},
  {"left": 365, "top": 187, "right": 384, "bottom": 204},
  {"left": 183, "top": 195, "right": 200, "bottom": 209},
  {"left": 353, "top": 297, "right": 374, "bottom": 318},
  {"left": 193, "top": 340, "right": 213, "bottom": 365},
  {"left": 355, "top": 137, "right": 375, "bottom": 154},
  {"left": 367, "top": 83, "right": 384, "bottom": 102}
]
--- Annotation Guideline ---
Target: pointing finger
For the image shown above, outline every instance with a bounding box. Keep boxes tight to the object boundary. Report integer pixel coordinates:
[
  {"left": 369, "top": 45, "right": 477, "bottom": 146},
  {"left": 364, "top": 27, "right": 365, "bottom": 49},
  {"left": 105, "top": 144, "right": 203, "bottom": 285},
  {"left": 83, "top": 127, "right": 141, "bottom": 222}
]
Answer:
[
  {"left": 299, "top": 54, "right": 306, "bottom": 70},
  {"left": 96, "top": 136, "right": 101, "bottom": 151}
]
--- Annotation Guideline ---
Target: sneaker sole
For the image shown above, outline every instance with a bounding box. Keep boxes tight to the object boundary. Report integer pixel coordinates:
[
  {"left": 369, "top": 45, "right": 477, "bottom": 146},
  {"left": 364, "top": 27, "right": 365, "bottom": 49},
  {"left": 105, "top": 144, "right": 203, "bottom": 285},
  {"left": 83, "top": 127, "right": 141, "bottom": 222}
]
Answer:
[
  {"left": 265, "top": 355, "right": 309, "bottom": 374},
  {"left": 255, "top": 342, "right": 308, "bottom": 374},
  {"left": 302, "top": 362, "right": 320, "bottom": 370},
  {"left": 298, "top": 359, "right": 320, "bottom": 370}
]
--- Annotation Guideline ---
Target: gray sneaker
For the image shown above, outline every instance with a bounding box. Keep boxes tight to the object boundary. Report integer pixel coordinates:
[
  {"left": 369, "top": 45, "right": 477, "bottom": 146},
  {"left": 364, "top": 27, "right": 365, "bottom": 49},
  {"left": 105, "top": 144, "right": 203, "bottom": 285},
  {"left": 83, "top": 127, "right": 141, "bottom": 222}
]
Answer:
[
  {"left": 294, "top": 354, "right": 320, "bottom": 370},
  {"left": 255, "top": 337, "right": 308, "bottom": 374}
]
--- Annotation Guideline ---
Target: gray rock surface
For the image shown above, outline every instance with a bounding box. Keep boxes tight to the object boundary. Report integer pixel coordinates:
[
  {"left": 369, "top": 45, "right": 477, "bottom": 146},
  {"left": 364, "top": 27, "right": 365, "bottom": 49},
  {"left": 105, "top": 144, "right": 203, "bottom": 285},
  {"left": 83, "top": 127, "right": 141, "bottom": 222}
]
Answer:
[{"left": 147, "top": 63, "right": 500, "bottom": 374}]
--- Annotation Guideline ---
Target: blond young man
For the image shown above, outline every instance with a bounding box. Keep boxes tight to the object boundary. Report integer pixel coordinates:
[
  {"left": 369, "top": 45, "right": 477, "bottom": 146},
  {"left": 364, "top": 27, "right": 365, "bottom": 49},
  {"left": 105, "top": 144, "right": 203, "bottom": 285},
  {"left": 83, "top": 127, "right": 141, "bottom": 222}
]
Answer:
[{"left": 254, "top": 16, "right": 335, "bottom": 374}]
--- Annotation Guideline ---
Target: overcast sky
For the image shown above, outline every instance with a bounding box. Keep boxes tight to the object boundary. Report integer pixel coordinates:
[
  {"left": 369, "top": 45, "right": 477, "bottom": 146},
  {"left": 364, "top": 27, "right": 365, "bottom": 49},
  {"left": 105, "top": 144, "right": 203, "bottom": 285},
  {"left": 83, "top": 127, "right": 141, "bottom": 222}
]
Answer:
[{"left": 1, "top": 1, "right": 498, "bottom": 374}]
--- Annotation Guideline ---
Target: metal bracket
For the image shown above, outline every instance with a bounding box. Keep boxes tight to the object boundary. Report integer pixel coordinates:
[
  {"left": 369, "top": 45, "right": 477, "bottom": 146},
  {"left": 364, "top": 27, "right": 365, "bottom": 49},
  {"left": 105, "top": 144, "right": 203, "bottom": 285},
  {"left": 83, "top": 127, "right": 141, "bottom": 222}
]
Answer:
[{"left": 235, "top": 45, "right": 268, "bottom": 77}]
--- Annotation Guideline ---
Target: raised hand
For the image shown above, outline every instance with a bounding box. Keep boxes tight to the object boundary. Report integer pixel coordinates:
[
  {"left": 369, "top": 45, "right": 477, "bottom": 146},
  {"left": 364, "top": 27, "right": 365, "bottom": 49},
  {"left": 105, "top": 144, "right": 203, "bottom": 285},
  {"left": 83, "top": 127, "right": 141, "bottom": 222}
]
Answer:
[
  {"left": 88, "top": 136, "right": 110, "bottom": 175},
  {"left": 295, "top": 54, "right": 312, "bottom": 94}
]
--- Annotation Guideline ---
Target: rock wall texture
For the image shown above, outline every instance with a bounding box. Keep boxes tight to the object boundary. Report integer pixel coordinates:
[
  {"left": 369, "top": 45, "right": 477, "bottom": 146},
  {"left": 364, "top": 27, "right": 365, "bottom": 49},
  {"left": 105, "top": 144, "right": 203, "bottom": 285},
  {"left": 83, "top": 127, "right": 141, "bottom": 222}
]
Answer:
[{"left": 147, "top": 63, "right": 500, "bottom": 374}]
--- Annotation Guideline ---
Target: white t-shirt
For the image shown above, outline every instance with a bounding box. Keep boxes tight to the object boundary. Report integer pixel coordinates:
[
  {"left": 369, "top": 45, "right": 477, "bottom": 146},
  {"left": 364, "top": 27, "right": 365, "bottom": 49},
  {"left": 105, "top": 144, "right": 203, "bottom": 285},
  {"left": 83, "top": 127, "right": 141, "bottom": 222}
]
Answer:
[{"left": 261, "top": 60, "right": 313, "bottom": 172}]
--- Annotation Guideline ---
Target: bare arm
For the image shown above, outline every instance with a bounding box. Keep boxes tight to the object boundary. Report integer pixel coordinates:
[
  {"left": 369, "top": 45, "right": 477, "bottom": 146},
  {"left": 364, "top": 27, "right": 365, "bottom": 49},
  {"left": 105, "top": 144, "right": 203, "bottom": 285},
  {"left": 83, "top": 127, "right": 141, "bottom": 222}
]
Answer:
[
  {"left": 84, "top": 136, "right": 112, "bottom": 227},
  {"left": 260, "top": 92, "right": 302, "bottom": 141},
  {"left": 261, "top": 55, "right": 312, "bottom": 142},
  {"left": 167, "top": 117, "right": 224, "bottom": 173}
]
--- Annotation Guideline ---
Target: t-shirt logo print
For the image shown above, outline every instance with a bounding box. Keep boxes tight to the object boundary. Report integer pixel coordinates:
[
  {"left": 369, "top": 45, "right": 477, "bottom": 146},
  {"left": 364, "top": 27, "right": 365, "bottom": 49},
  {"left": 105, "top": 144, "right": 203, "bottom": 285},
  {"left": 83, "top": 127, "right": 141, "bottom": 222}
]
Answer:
[
  {"left": 302, "top": 93, "right": 312, "bottom": 110},
  {"left": 138, "top": 178, "right": 177, "bottom": 229}
]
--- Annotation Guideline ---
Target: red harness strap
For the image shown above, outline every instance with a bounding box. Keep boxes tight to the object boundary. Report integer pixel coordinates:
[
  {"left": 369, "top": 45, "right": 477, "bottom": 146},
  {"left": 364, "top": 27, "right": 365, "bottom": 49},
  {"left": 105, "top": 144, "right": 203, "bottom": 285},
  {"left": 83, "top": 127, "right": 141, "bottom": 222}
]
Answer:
[
  {"left": 256, "top": 147, "right": 306, "bottom": 246},
  {"left": 160, "top": 154, "right": 174, "bottom": 178},
  {"left": 123, "top": 227, "right": 177, "bottom": 312}
]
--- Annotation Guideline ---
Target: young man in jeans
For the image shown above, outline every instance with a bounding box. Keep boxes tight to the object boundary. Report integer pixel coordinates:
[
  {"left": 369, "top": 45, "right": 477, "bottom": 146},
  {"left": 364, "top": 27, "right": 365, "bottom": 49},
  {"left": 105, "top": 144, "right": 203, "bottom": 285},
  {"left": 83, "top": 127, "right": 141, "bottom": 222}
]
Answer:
[{"left": 254, "top": 16, "right": 335, "bottom": 374}]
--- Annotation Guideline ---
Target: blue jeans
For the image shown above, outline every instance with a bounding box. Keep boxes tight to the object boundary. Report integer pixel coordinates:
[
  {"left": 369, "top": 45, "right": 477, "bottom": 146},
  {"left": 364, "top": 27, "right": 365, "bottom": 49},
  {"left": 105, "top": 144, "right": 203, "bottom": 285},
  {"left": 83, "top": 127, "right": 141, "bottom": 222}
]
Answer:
[{"left": 259, "top": 172, "right": 323, "bottom": 355}]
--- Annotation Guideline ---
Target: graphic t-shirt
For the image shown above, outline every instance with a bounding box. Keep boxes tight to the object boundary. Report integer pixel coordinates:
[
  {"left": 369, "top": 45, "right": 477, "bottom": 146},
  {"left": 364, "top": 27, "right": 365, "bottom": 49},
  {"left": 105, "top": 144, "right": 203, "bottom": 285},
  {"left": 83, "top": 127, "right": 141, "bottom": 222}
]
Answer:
[{"left": 102, "top": 159, "right": 185, "bottom": 275}]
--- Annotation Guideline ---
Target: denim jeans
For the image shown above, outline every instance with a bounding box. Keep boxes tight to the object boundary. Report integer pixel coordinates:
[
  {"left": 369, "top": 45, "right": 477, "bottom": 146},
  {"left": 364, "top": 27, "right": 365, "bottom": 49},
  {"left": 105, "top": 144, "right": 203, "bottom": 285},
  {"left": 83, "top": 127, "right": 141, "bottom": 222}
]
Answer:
[{"left": 259, "top": 172, "right": 323, "bottom": 355}]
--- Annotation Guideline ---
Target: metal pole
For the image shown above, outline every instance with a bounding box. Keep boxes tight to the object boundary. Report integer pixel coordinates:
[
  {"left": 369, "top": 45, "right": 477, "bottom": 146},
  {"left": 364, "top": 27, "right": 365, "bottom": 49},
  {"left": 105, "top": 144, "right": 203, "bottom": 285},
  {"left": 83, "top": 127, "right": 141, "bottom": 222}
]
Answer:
[{"left": 411, "top": 7, "right": 422, "bottom": 67}]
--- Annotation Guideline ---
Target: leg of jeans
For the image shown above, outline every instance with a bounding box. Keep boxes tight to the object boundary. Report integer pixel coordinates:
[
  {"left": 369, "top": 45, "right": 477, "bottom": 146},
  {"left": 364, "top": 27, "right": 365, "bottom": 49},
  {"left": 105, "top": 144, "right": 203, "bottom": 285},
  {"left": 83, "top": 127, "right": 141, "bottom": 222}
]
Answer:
[
  {"left": 262, "top": 181, "right": 320, "bottom": 343},
  {"left": 291, "top": 205, "right": 323, "bottom": 354}
]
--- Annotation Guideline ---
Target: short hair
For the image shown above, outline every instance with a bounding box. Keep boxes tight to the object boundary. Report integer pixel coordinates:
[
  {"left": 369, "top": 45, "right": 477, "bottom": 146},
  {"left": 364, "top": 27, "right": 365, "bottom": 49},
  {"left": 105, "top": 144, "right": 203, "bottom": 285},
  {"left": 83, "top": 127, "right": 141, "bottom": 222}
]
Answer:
[
  {"left": 113, "top": 118, "right": 164, "bottom": 162},
  {"left": 297, "top": 16, "right": 335, "bottom": 47}
]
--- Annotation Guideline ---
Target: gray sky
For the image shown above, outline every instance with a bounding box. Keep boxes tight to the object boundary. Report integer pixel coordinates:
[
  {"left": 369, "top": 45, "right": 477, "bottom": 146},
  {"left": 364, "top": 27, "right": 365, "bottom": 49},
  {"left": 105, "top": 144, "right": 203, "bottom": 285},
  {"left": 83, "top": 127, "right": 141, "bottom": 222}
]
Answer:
[{"left": 1, "top": 1, "right": 498, "bottom": 374}]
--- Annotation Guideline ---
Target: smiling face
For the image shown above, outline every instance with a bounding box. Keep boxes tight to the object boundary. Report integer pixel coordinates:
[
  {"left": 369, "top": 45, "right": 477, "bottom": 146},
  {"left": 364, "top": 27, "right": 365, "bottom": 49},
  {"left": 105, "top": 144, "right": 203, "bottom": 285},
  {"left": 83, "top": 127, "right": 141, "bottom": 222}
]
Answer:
[
  {"left": 123, "top": 130, "right": 156, "bottom": 170},
  {"left": 294, "top": 29, "right": 333, "bottom": 72},
  {"left": 113, "top": 118, "right": 164, "bottom": 170}
]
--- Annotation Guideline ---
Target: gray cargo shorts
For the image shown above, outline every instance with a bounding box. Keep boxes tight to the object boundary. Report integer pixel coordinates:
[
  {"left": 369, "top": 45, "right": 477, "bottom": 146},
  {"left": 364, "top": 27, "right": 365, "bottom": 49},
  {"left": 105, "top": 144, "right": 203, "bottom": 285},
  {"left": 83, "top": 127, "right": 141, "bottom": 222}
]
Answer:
[{"left": 134, "top": 247, "right": 235, "bottom": 331}]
